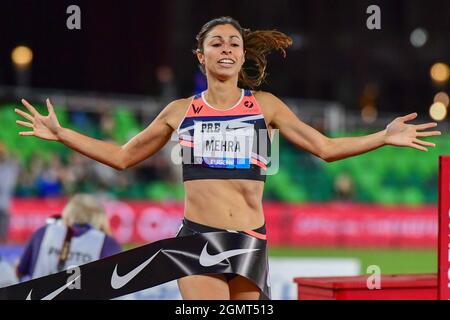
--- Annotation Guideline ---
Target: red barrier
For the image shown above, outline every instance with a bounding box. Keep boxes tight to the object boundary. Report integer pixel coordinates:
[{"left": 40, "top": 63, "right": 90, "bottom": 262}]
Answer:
[
  {"left": 283, "top": 202, "right": 437, "bottom": 247},
  {"left": 438, "top": 156, "right": 450, "bottom": 300},
  {"left": 294, "top": 274, "right": 437, "bottom": 300},
  {"left": 9, "top": 199, "right": 438, "bottom": 247}
]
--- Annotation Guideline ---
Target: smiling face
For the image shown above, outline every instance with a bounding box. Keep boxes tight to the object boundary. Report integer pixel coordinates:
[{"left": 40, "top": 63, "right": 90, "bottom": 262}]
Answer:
[{"left": 197, "top": 24, "right": 245, "bottom": 81}]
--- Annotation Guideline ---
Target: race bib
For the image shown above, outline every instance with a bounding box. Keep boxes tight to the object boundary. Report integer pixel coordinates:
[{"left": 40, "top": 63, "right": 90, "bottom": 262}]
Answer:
[{"left": 193, "top": 121, "right": 254, "bottom": 169}]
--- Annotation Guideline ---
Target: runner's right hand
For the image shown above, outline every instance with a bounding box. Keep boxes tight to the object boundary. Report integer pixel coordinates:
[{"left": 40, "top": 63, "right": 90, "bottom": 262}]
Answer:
[{"left": 15, "top": 98, "right": 62, "bottom": 141}]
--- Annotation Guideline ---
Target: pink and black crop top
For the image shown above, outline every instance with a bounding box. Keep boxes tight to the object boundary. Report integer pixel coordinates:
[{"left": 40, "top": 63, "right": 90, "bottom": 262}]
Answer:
[{"left": 177, "top": 89, "right": 271, "bottom": 182}]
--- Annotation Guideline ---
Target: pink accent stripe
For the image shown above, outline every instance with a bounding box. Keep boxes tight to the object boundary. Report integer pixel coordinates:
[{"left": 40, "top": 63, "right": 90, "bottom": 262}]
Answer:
[
  {"left": 244, "top": 230, "right": 267, "bottom": 240},
  {"left": 179, "top": 140, "right": 194, "bottom": 148},
  {"left": 251, "top": 158, "right": 267, "bottom": 170}
]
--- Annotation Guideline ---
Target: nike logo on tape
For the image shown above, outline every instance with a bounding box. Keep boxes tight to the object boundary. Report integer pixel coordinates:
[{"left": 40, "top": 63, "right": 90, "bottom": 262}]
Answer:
[
  {"left": 199, "top": 242, "right": 259, "bottom": 267},
  {"left": 26, "top": 275, "right": 81, "bottom": 300},
  {"left": 111, "top": 249, "right": 161, "bottom": 289}
]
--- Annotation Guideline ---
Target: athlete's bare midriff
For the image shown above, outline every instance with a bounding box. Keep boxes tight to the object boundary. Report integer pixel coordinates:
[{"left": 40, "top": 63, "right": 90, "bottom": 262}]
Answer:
[{"left": 183, "top": 179, "right": 265, "bottom": 231}]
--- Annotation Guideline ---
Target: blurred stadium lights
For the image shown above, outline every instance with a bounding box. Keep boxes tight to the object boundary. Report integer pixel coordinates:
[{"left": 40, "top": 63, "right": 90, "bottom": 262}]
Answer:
[
  {"left": 11, "top": 45, "right": 33, "bottom": 68},
  {"left": 410, "top": 28, "right": 428, "bottom": 48},
  {"left": 361, "top": 105, "right": 378, "bottom": 124},
  {"left": 11, "top": 45, "right": 33, "bottom": 89},
  {"left": 430, "top": 62, "right": 450, "bottom": 84},
  {"left": 434, "top": 92, "right": 449, "bottom": 108},
  {"left": 429, "top": 101, "right": 447, "bottom": 121}
]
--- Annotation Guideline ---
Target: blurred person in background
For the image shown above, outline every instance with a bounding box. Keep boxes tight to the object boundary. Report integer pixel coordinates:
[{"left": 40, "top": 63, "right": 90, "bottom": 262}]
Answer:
[
  {"left": 16, "top": 193, "right": 121, "bottom": 280},
  {"left": 98, "top": 109, "right": 115, "bottom": 140},
  {"left": 89, "top": 138, "right": 133, "bottom": 198},
  {"left": 0, "top": 255, "right": 18, "bottom": 288},
  {"left": 15, "top": 16, "right": 440, "bottom": 300},
  {"left": 0, "top": 142, "right": 20, "bottom": 243},
  {"left": 15, "top": 161, "right": 37, "bottom": 197},
  {"left": 334, "top": 173, "right": 356, "bottom": 202},
  {"left": 155, "top": 65, "right": 177, "bottom": 107},
  {"left": 17, "top": 152, "right": 45, "bottom": 197},
  {"left": 34, "top": 154, "right": 66, "bottom": 198},
  {"left": 63, "top": 152, "right": 91, "bottom": 194}
]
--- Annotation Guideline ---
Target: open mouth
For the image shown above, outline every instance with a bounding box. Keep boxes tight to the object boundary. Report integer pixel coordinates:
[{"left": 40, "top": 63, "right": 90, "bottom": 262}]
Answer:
[{"left": 217, "top": 58, "right": 235, "bottom": 66}]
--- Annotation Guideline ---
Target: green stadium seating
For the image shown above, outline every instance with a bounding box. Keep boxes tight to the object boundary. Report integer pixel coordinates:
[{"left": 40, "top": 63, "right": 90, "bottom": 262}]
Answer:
[{"left": 1, "top": 103, "right": 445, "bottom": 204}]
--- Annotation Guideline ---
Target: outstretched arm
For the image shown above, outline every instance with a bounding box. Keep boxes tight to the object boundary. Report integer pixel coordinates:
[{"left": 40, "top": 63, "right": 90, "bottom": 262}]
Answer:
[
  {"left": 322, "top": 112, "right": 440, "bottom": 161},
  {"left": 256, "top": 92, "right": 441, "bottom": 162},
  {"left": 16, "top": 98, "right": 186, "bottom": 170}
]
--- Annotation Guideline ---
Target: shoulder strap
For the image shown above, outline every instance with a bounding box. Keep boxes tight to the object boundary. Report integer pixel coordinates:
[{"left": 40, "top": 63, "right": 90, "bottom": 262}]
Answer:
[{"left": 57, "top": 226, "right": 74, "bottom": 272}]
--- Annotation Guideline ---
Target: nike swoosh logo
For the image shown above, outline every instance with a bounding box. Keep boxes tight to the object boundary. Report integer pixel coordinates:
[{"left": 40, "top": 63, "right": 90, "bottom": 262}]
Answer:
[
  {"left": 199, "top": 242, "right": 259, "bottom": 267},
  {"left": 225, "top": 124, "right": 253, "bottom": 131},
  {"left": 26, "top": 275, "right": 81, "bottom": 300},
  {"left": 111, "top": 249, "right": 161, "bottom": 289}
]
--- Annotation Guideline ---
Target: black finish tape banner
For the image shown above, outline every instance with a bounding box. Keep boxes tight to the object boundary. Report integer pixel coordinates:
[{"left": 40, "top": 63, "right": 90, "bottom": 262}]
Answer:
[{"left": 0, "top": 232, "right": 270, "bottom": 300}]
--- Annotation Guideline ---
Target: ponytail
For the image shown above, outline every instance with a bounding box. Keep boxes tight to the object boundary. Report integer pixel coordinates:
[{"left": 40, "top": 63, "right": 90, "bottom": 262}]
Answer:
[{"left": 240, "top": 29, "right": 292, "bottom": 89}]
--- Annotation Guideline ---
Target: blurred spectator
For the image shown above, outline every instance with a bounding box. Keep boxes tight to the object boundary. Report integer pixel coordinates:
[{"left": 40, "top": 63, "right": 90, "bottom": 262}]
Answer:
[
  {"left": 0, "top": 256, "right": 18, "bottom": 288},
  {"left": 334, "top": 173, "right": 355, "bottom": 201},
  {"left": 16, "top": 193, "right": 121, "bottom": 280},
  {"left": 155, "top": 65, "right": 177, "bottom": 106},
  {"left": 99, "top": 109, "right": 115, "bottom": 140},
  {"left": 15, "top": 165, "right": 36, "bottom": 197},
  {"left": 88, "top": 138, "right": 133, "bottom": 198},
  {"left": 34, "top": 154, "right": 66, "bottom": 198},
  {"left": 29, "top": 153, "right": 45, "bottom": 181},
  {"left": 70, "top": 111, "right": 91, "bottom": 134},
  {"left": 0, "top": 142, "right": 20, "bottom": 243},
  {"left": 63, "top": 152, "right": 91, "bottom": 194},
  {"left": 90, "top": 160, "right": 128, "bottom": 198},
  {"left": 135, "top": 153, "right": 172, "bottom": 182},
  {"left": 16, "top": 152, "right": 45, "bottom": 197}
]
